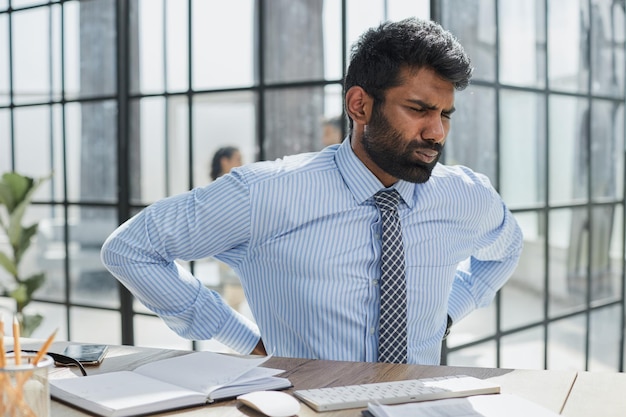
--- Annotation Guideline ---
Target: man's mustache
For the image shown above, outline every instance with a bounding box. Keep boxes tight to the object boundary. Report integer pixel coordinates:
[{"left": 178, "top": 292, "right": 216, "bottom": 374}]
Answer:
[{"left": 406, "top": 141, "right": 444, "bottom": 153}]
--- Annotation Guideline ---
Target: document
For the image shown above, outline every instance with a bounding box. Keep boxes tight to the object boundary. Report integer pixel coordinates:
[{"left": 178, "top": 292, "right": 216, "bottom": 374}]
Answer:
[
  {"left": 365, "top": 394, "right": 561, "bottom": 417},
  {"left": 49, "top": 351, "right": 292, "bottom": 417}
]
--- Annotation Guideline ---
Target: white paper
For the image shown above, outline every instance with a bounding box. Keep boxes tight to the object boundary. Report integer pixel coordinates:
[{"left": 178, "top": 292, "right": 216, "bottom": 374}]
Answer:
[{"left": 367, "top": 394, "right": 561, "bottom": 417}]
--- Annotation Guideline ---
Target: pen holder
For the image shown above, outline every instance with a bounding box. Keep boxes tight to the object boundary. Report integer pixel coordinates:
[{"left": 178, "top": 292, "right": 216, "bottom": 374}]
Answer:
[{"left": 1, "top": 352, "right": 53, "bottom": 417}]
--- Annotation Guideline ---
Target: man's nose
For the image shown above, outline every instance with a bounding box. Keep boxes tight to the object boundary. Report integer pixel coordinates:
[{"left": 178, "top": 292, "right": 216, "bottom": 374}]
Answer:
[{"left": 422, "top": 115, "right": 446, "bottom": 143}]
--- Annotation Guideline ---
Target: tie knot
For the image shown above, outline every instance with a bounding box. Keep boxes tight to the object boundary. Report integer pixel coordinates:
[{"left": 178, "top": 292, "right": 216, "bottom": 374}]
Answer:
[{"left": 374, "top": 189, "right": 401, "bottom": 212}]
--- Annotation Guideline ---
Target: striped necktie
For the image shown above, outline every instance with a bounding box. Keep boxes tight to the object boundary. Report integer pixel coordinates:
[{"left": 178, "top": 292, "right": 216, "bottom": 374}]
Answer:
[{"left": 374, "top": 189, "right": 407, "bottom": 364}]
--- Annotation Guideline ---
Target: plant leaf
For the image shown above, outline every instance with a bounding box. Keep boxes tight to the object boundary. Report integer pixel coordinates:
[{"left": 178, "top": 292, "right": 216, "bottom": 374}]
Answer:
[
  {"left": 14, "top": 223, "right": 38, "bottom": 264},
  {"left": 0, "top": 251, "right": 17, "bottom": 276},
  {"left": 10, "top": 284, "right": 28, "bottom": 311},
  {"left": 0, "top": 172, "right": 33, "bottom": 213},
  {"left": 19, "top": 313, "right": 44, "bottom": 338},
  {"left": 23, "top": 272, "right": 46, "bottom": 298},
  {"left": 4, "top": 173, "right": 49, "bottom": 248}
]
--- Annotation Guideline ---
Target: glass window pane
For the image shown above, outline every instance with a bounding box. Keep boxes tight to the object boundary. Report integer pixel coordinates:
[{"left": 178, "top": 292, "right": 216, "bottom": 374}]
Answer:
[
  {"left": 0, "top": 109, "right": 10, "bottom": 171},
  {"left": 70, "top": 307, "right": 121, "bottom": 344},
  {"left": 192, "top": 91, "right": 256, "bottom": 188},
  {"left": 444, "top": 85, "right": 497, "bottom": 182},
  {"left": 50, "top": 104, "right": 64, "bottom": 201},
  {"left": 501, "top": 327, "right": 545, "bottom": 369},
  {"left": 503, "top": 212, "right": 545, "bottom": 331},
  {"left": 129, "top": 95, "right": 190, "bottom": 204},
  {"left": 447, "top": 340, "right": 496, "bottom": 368},
  {"left": 591, "top": 100, "right": 624, "bottom": 201},
  {"left": 441, "top": 0, "right": 496, "bottom": 82},
  {"left": 68, "top": 206, "right": 119, "bottom": 307},
  {"left": 193, "top": 0, "right": 254, "bottom": 89},
  {"left": 263, "top": 1, "right": 325, "bottom": 84},
  {"left": 322, "top": 0, "right": 343, "bottom": 80},
  {"left": 130, "top": 97, "right": 167, "bottom": 204},
  {"left": 166, "top": 0, "right": 188, "bottom": 93},
  {"left": 548, "top": 208, "right": 586, "bottom": 317},
  {"left": 587, "top": 206, "right": 623, "bottom": 303},
  {"left": 347, "top": 0, "right": 385, "bottom": 52},
  {"left": 0, "top": 1, "right": 7, "bottom": 11},
  {"left": 12, "top": 7, "right": 51, "bottom": 105},
  {"left": 135, "top": 314, "right": 192, "bottom": 350},
  {"left": 548, "top": 315, "right": 585, "bottom": 370},
  {"left": 500, "top": 90, "right": 546, "bottom": 207},
  {"left": 13, "top": 105, "right": 52, "bottom": 180},
  {"left": 264, "top": 87, "right": 326, "bottom": 160},
  {"left": 548, "top": 0, "right": 589, "bottom": 93},
  {"left": 0, "top": 14, "right": 8, "bottom": 106},
  {"left": 132, "top": 0, "right": 164, "bottom": 94},
  {"left": 589, "top": 305, "right": 621, "bottom": 371},
  {"left": 499, "top": 0, "right": 545, "bottom": 88},
  {"left": 35, "top": 205, "right": 67, "bottom": 304},
  {"left": 29, "top": 302, "right": 67, "bottom": 341},
  {"left": 590, "top": 0, "right": 624, "bottom": 97},
  {"left": 387, "top": 0, "right": 429, "bottom": 21},
  {"left": 50, "top": 5, "right": 62, "bottom": 102},
  {"left": 64, "top": 0, "right": 116, "bottom": 100},
  {"left": 12, "top": 0, "right": 49, "bottom": 7},
  {"left": 446, "top": 302, "right": 496, "bottom": 349},
  {"left": 63, "top": 1, "right": 80, "bottom": 98},
  {"left": 65, "top": 100, "right": 118, "bottom": 203},
  {"left": 549, "top": 95, "right": 589, "bottom": 205}
]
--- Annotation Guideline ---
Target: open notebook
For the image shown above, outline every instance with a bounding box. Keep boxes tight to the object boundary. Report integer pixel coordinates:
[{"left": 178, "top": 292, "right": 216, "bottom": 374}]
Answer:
[{"left": 50, "top": 351, "right": 291, "bottom": 417}]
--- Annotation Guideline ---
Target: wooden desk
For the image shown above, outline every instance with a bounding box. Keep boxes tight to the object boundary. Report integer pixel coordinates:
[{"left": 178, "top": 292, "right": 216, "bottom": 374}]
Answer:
[{"left": 10, "top": 340, "right": 625, "bottom": 416}]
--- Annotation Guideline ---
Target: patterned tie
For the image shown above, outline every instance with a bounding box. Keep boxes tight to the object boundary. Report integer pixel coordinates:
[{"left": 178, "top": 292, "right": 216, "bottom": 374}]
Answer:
[{"left": 374, "top": 189, "right": 408, "bottom": 364}]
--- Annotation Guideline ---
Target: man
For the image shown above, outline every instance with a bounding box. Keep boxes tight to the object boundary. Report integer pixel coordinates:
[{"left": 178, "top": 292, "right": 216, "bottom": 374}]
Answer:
[{"left": 101, "top": 17, "right": 523, "bottom": 365}]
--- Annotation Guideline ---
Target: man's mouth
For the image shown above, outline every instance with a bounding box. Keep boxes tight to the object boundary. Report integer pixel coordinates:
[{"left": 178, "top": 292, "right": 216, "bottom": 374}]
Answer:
[{"left": 414, "top": 149, "right": 439, "bottom": 163}]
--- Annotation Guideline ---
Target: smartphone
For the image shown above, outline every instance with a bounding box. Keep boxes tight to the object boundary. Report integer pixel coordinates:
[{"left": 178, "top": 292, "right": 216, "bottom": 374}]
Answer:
[{"left": 62, "top": 344, "right": 108, "bottom": 366}]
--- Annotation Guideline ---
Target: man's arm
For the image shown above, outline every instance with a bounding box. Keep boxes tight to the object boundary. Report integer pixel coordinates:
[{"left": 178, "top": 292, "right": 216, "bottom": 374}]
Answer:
[
  {"left": 100, "top": 175, "right": 260, "bottom": 354},
  {"left": 447, "top": 195, "right": 524, "bottom": 323}
]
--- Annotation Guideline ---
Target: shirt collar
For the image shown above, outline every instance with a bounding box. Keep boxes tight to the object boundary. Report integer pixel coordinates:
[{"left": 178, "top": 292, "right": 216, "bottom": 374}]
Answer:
[{"left": 335, "top": 137, "right": 416, "bottom": 208}]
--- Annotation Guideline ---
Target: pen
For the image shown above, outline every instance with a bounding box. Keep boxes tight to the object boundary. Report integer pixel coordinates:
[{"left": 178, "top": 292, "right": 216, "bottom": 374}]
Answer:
[
  {"left": 33, "top": 328, "right": 58, "bottom": 365},
  {"left": 13, "top": 316, "right": 21, "bottom": 365}
]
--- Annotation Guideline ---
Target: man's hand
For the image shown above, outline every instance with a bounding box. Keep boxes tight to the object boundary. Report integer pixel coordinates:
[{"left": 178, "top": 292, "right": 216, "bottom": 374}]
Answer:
[{"left": 251, "top": 339, "right": 267, "bottom": 356}]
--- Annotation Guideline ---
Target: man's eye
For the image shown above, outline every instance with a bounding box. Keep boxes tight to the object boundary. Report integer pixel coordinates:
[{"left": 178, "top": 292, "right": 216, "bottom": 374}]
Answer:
[{"left": 442, "top": 112, "right": 452, "bottom": 120}]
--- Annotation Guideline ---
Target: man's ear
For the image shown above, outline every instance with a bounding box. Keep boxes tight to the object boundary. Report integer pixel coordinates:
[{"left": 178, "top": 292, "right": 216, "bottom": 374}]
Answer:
[{"left": 345, "top": 86, "right": 373, "bottom": 126}]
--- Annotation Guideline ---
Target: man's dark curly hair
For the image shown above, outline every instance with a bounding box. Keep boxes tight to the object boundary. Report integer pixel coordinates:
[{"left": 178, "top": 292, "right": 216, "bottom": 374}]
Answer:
[{"left": 344, "top": 18, "right": 473, "bottom": 111}]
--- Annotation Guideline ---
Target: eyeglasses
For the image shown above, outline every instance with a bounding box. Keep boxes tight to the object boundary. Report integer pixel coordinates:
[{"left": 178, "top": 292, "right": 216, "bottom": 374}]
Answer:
[{"left": 7, "top": 350, "right": 88, "bottom": 376}]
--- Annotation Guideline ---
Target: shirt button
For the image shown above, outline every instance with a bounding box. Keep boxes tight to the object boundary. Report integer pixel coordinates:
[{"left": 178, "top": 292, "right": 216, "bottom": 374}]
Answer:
[
  {"left": 370, "top": 327, "right": 376, "bottom": 335},
  {"left": 372, "top": 279, "right": 378, "bottom": 286},
  {"left": 375, "top": 233, "right": 381, "bottom": 240}
]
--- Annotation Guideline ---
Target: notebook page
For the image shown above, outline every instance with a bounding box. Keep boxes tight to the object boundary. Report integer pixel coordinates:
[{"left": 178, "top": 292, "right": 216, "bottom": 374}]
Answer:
[{"left": 133, "top": 351, "right": 272, "bottom": 394}]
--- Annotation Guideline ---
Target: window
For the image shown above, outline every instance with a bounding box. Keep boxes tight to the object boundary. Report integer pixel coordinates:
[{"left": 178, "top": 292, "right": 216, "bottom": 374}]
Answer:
[{"left": 1, "top": 0, "right": 624, "bottom": 371}]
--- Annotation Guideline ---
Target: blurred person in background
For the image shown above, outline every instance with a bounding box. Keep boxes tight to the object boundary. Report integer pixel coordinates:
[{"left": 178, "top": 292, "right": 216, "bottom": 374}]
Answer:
[
  {"left": 321, "top": 115, "right": 345, "bottom": 147},
  {"left": 210, "top": 146, "right": 242, "bottom": 181}
]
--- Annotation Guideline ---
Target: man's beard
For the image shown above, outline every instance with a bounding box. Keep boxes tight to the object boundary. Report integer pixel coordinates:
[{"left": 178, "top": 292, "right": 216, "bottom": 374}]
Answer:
[{"left": 362, "top": 104, "right": 443, "bottom": 184}]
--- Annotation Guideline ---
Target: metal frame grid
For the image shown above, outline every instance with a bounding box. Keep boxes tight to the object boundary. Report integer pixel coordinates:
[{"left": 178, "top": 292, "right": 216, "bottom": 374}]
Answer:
[{"left": 0, "top": 0, "right": 624, "bottom": 370}]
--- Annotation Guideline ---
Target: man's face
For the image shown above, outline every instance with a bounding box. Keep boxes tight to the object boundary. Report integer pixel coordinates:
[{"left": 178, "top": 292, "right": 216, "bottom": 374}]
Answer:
[{"left": 361, "top": 67, "right": 455, "bottom": 184}]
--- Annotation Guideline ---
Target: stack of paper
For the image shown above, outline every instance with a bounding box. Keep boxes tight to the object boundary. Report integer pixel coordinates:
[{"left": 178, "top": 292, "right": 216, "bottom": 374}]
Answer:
[{"left": 366, "top": 394, "right": 561, "bottom": 417}]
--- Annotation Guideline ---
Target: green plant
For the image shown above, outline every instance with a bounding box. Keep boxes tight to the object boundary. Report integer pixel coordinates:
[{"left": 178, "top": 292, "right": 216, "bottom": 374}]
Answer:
[{"left": 0, "top": 171, "right": 49, "bottom": 336}]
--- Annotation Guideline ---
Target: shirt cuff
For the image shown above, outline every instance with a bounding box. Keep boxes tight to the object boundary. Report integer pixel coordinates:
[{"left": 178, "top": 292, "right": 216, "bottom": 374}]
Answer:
[{"left": 212, "top": 308, "right": 261, "bottom": 354}]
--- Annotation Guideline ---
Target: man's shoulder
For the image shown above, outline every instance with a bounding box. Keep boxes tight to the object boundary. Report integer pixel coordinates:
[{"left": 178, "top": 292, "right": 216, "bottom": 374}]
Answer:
[{"left": 236, "top": 148, "right": 338, "bottom": 185}]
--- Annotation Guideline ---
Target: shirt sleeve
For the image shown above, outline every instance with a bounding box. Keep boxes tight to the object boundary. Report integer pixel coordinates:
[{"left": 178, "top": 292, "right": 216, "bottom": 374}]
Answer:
[
  {"left": 447, "top": 183, "right": 524, "bottom": 323},
  {"left": 100, "top": 173, "right": 260, "bottom": 354}
]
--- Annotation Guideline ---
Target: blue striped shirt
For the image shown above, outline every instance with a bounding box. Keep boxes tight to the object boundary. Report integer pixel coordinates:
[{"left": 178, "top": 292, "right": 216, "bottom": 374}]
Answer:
[{"left": 101, "top": 139, "right": 523, "bottom": 365}]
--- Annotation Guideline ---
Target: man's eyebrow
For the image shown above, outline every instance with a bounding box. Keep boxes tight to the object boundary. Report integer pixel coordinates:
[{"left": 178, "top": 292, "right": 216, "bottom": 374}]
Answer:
[{"left": 406, "top": 98, "right": 456, "bottom": 114}]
